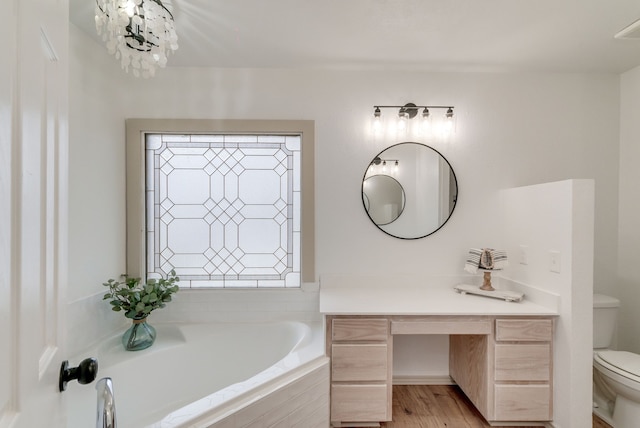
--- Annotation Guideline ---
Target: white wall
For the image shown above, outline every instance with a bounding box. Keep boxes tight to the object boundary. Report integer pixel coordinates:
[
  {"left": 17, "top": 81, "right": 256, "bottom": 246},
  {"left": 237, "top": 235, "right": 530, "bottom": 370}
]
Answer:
[
  {"left": 122, "top": 70, "right": 618, "bottom": 284},
  {"left": 618, "top": 66, "right": 640, "bottom": 354},
  {"left": 69, "top": 25, "right": 127, "bottom": 303},
  {"left": 502, "top": 180, "right": 594, "bottom": 428},
  {"left": 68, "top": 24, "right": 620, "bottom": 390},
  {"left": 67, "top": 25, "right": 130, "bottom": 353}
]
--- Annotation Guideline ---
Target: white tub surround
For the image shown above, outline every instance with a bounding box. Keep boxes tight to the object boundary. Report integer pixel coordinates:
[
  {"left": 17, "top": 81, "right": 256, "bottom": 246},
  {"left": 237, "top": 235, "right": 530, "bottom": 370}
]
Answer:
[
  {"left": 67, "top": 321, "right": 327, "bottom": 428},
  {"left": 66, "top": 286, "right": 321, "bottom": 357},
  {"left": 319, "top": 275, "right": 558, "bottom": 427}
]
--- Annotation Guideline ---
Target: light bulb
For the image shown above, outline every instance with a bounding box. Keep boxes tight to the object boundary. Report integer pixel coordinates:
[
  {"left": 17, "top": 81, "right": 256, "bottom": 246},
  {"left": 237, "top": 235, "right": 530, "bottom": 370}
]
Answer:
[
  {"left": 394, "top": 160, "right": 399, "bottom": 174},
  {"left": 440, "top": 108, "right": 454, "bottom": 136},
  {"left": 397, "top": 110, "right": 408, "bottom": 133},
  {"left": 371, "top": 107, "right": 383, "bottom": 134},
  {"left": 420, "top": 108, "right": 431, "bottom": 133},
  {"left": 382, "top": 160, "right": 387, "bottom": 174}
]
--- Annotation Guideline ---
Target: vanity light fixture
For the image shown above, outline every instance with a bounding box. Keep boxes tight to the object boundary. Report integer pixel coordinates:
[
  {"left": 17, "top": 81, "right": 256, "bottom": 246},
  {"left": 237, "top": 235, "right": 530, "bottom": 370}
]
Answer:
[
  {"left": 95, "top": 0, "right": 179, "bottom": 78},
  {"left": 371, "top": 103, "right": 455, "bottom": 137},
  {"left": 369, "top": 156, "right": 399, "bottom": 175}
]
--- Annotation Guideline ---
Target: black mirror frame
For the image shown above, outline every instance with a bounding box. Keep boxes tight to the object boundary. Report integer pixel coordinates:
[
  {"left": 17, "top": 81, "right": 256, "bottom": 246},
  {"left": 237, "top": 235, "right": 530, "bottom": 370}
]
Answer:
[{"left": 361, "top": 142, "right": 458, "bottom": 240}]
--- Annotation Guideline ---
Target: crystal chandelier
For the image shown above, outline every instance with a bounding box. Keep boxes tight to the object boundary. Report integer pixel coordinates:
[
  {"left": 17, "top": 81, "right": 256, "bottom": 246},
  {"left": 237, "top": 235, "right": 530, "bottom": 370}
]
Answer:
[{"left": 95, "top": 0, "right": 178, "bottom": 78}]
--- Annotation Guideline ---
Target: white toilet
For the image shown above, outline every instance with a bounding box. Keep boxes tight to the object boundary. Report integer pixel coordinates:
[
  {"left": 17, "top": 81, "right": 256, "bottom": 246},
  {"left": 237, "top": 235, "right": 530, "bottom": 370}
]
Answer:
[{"left": 593, "top": 293, "right": 640, "bottom": 427}]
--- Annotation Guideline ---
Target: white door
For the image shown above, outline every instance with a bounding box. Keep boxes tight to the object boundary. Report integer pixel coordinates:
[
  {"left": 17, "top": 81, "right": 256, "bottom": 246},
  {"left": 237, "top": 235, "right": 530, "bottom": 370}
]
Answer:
[{"left": 1, "top": 0, "right": 69, "bottom": 427}]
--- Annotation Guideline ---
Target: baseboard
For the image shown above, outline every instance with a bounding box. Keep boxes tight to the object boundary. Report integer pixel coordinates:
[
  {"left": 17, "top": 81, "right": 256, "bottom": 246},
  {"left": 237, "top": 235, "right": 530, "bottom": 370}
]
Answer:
[
  {"left": 331, "top": 423, "right": 380, "bottom": 427},
  {"left": 392, "top": 375, "right": 455, "bottom": 385},
  {"left": 488, "top": 422, "right": 552, "bottom": 427}
]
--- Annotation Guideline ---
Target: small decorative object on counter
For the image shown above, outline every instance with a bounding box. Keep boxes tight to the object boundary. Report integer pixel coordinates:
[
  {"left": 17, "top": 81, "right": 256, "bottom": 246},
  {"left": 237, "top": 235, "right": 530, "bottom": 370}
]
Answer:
[
  {"left": 464, "top": 248, "right": 509, "bottom": 291},
  {"left": 102, "top": 270, "right": 180, "bottom": 351},
  {"left": 457, "top": 248, "right": 523, "bottom": 302}
]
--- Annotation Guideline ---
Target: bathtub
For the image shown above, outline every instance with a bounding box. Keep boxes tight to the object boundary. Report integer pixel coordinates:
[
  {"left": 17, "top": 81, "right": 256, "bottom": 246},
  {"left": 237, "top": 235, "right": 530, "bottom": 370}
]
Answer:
[{"left": 66, "top": 321, "right": 329, "bottom": 428}]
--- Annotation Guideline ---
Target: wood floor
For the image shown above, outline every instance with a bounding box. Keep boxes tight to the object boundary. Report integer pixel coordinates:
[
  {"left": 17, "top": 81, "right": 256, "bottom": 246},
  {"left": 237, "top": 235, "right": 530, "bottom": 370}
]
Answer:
[
  {"left": 592, "top": 413, "right": 613, "bottom": 428},
  {"left": 352, "top": 385, "right": 613, "bottom": 428}
]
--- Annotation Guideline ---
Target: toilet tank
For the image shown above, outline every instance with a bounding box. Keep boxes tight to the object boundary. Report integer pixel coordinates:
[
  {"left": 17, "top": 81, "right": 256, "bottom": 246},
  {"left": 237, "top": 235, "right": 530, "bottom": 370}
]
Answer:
[{"left": 593, "top": 294, "right": 621, "bottom": 349}]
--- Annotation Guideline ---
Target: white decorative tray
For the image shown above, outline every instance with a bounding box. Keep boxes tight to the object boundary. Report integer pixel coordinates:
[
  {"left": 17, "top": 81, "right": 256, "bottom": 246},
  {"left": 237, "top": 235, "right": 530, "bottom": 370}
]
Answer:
[{"left": 454, "top": 284, "right": 524, "bottom": 302}]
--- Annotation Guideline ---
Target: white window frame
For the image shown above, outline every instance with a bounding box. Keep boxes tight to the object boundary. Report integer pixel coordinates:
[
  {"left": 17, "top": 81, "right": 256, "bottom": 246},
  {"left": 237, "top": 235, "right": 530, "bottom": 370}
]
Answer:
[{"left": 125, "top": 119, "right": 315, "bottom": 286}]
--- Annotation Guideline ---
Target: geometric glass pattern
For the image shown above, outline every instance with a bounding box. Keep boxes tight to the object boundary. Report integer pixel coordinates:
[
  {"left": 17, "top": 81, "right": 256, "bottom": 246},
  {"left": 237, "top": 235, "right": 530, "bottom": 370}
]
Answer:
[{"left": 145, "top": 134, "right": 301, "bottom": 288}]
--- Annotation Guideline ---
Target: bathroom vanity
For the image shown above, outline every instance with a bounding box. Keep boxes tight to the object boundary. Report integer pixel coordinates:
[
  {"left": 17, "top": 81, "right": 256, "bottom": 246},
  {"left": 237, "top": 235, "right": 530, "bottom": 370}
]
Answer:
[{"left": 320, "top": 281, "right": 558, "bottom": 427}]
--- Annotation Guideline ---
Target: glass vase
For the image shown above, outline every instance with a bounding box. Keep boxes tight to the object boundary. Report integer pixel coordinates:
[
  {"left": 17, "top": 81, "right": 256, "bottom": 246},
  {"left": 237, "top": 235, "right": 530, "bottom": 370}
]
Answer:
[{"left": 122, "top": 318, "right": 156, "bottom": 351}]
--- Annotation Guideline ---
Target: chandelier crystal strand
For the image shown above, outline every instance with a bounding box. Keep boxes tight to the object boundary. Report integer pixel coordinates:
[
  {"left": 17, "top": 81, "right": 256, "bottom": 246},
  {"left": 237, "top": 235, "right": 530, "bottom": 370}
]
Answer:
[{"left": 95, "top": 0, "right": 178, "bottom": 78}]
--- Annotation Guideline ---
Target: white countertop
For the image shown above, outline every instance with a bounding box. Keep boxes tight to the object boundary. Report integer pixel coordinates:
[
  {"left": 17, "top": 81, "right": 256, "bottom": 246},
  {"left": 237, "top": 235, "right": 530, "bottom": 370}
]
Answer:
[{"left": 319, "top": 283, "right": 558, "bottom": 316}]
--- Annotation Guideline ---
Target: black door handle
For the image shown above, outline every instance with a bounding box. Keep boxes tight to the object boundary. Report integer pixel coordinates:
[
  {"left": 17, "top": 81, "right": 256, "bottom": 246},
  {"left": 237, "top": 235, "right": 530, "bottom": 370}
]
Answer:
[{"left": 59, "top": 357, "right": 98, "bottom": 392}]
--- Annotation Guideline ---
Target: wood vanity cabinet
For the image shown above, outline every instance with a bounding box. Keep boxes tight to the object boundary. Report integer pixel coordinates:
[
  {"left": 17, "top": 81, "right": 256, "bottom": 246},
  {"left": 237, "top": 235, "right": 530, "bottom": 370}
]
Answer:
[
  {"left": 326, "top": 314, "right": 554, "bottom": 427},
  {"left": 450, "top": 317, "right": 554, "bottom": 423},
  {"left": 326, "top": 317, "right": 393, "bottom": 425}
]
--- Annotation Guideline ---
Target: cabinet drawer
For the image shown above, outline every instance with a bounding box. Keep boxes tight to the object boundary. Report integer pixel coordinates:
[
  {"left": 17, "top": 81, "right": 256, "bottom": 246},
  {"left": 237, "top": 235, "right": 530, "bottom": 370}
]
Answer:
[
  {"left": 392, "top": 320, "right": 491, "bottom": 335},
  {"left": 331, "top": 384, "right": 389, "bottom": 422},
  {"left": 332, "top": 344, "right": 388, "bottom": 382},
  {"left": 495, "top": 319, "right": 553, "bottom": 342},
  {"left": 494, "top": 384, "right": 551, "bottom": 421},
  {"left": 495, "top": 344, "right": 551, "bottom": 381},
  {"left": 332, "top": 318, "right": 388, "bottom": 341}
]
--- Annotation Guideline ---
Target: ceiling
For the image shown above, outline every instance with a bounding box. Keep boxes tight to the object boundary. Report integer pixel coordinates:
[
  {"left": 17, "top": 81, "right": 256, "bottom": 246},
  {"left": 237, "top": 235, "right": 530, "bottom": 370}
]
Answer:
[{"left": 69, "top": 0, "right": 640, "bottom": 73}]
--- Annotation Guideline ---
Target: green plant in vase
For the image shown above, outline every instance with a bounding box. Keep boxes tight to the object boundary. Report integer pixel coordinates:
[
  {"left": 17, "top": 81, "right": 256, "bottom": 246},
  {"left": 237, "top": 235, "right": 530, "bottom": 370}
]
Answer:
[{"left": 103, "top": 270, "right": 179, "bottom": 351}]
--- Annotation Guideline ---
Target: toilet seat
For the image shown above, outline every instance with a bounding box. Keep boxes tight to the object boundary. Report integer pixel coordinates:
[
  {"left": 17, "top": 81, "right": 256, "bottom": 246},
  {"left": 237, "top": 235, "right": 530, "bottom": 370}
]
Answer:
[{"left": 596, "top": 351, "right": 640, "bottom": 382}]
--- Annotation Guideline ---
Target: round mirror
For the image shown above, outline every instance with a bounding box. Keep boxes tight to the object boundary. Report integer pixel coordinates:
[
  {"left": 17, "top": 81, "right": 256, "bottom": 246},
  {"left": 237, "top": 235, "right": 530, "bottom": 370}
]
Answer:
[
  {"left": 363, "top": 175, "right": 406, "bottom": 225},
  {"left": 362, "top": 142, "right": 458, "bottom": 239}
]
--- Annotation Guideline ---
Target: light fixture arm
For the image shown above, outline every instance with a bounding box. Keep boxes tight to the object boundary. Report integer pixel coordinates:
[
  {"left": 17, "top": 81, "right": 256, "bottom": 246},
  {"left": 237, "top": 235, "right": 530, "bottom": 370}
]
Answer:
[
  {"left": 370, "top": 156, "right": 399, "bottom": 166},
  {"left": 374, "top": 104, "right": 454, "bottom": 113}
]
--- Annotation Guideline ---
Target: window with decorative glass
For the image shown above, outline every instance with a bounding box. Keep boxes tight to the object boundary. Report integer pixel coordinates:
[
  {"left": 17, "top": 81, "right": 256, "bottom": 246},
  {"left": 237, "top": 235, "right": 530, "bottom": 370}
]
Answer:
[{"left": 126, "top": 120, "right": 315, "bottom": 289}]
